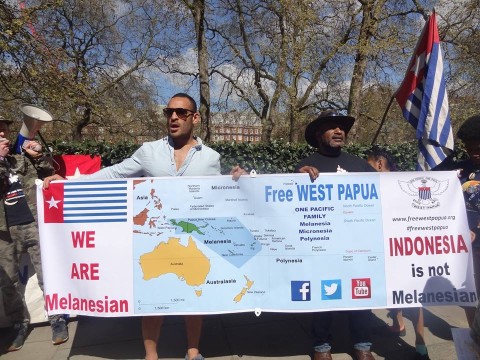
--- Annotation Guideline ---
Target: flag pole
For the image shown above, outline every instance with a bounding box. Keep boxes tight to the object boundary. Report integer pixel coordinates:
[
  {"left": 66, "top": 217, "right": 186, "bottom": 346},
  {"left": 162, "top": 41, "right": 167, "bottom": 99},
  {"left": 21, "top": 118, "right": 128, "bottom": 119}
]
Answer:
[{"left": 371, "top": 94, "right": 395, "bottom": 145}]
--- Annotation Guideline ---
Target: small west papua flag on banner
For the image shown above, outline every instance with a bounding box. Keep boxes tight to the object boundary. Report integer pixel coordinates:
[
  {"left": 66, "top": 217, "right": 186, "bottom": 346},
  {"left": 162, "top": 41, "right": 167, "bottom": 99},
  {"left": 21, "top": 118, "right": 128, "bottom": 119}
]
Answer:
[
  {"left": 53, "top": 155, "right": 101, "bottom": 179},
  {"left": 43, "top": 181, "right": 128, "bottom": 223},
  {"left": 395, "top": 12, "right": 454, "bottom": 170}
]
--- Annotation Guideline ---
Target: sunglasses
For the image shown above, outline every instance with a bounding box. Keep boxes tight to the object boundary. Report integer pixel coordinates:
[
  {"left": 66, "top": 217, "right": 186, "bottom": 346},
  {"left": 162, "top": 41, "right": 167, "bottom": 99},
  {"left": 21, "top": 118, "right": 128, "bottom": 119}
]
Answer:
[{"left": 162, "top": 107, "right": 195, "bottom": 118}]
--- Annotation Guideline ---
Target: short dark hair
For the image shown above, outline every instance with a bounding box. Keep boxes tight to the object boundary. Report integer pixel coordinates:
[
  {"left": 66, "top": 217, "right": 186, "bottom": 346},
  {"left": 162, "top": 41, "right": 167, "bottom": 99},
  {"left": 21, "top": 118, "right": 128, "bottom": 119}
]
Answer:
[
  {"left": 457, "top": 114, "right": 480, "bottom": 142},
  {"left": 367, "top": 146, "right": 397, "bottom": 171},
  {"left": 171, "top": 93, "right": 197, "bottom": 112}
]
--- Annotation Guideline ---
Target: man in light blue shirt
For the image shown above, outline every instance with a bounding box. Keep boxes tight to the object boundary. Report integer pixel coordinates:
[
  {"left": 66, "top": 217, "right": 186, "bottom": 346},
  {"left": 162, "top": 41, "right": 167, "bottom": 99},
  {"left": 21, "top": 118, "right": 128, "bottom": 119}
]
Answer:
[
  {"left": 45, "top": 93, "right": 245, "bottom": 360},
  {"left": 85, "top": 135, "right": 220, "bottom": 179},
  {"left": 80, "top": 100, "right": 221, "bottom": 180}
]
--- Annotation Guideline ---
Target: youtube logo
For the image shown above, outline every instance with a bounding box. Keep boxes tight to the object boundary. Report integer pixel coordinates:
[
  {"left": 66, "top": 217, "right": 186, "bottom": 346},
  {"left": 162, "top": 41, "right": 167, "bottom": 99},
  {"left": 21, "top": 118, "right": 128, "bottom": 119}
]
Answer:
[{"left": 351, "top": 278, "right": 371, "bottom": 299}]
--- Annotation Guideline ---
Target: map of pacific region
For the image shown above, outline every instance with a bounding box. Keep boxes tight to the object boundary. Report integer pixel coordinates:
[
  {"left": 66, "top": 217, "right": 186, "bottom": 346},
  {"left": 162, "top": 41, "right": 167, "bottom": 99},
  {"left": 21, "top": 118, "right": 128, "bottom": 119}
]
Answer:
[{"left": 139, "top": 236, "right": 211, "bottom": 287}]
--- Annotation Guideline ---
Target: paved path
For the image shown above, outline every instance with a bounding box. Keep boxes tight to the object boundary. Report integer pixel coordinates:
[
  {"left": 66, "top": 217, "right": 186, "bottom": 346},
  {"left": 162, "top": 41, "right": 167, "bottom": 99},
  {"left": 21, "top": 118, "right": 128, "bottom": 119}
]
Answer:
[{"left": 0, "top": 307, "right": 475, "bottom": 359}]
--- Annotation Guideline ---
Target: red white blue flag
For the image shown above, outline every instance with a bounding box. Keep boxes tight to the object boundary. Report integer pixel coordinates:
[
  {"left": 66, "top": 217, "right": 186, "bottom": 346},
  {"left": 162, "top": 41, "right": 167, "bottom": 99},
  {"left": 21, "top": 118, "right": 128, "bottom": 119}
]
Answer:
[
  {"left": 43, "top": 181, "right": 128, "bottom": 223},
  {"left": 395, "top": 12, "right": 453, "bottom": 170},
  {"left": 53, "top": 155, "right": 101, "bottom": 179}
]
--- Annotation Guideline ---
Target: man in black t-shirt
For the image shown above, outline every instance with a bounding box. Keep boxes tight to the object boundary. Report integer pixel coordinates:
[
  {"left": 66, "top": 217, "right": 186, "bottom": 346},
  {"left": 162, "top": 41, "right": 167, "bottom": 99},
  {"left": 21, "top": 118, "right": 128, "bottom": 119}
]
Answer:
[{"left": 296, "top": 110, "right": 375, "bottom": 360}]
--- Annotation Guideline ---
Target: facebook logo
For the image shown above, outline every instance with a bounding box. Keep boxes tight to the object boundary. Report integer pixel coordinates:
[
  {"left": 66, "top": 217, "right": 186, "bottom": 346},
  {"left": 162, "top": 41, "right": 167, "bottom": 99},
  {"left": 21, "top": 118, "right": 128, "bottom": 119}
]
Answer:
[{"left": 291, "top": 281, "right": 311, "bottom": 301}]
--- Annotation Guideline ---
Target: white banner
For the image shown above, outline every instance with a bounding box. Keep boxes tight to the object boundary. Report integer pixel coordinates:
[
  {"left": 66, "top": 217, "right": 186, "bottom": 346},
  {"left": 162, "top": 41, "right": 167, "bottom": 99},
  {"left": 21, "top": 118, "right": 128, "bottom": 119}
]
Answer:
[{"left": 37, "top": 171, "right": 476, "bottom": 317}]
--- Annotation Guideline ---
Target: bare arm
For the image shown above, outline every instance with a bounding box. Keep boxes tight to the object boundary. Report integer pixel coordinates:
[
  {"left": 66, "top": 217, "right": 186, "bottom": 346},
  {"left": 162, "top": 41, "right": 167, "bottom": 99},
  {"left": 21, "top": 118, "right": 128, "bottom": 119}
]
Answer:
[{"left": 43, "top": 174, "right": 66, "bottom": 189}]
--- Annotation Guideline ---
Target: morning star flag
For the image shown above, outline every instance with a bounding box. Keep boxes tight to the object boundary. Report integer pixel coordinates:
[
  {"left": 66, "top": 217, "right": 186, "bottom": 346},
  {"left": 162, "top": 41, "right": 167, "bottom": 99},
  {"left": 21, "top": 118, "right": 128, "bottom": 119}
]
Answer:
[
  {"left": 53, "top": 155, "right": 101, "bottom": 179},
  {"left": 395, "top": 12, "right": 453, "bottom": 171},
  {"left": 43, "top": 181, "right": 128, "bottom": 223}
]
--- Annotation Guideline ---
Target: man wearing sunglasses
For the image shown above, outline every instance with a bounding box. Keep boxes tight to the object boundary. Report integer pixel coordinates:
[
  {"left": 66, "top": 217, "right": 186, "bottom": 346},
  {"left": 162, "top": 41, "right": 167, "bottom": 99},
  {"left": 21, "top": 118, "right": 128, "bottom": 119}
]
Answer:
[{"left": 44, "top": 93, "right": 245, "bottom": 360}]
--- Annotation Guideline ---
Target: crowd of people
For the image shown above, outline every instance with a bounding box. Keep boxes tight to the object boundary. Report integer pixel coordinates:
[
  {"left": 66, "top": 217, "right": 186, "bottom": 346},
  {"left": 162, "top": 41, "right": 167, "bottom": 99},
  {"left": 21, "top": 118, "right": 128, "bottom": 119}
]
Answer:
[{"left": 0, "top": 92, "right": 479, "bottom": 360}]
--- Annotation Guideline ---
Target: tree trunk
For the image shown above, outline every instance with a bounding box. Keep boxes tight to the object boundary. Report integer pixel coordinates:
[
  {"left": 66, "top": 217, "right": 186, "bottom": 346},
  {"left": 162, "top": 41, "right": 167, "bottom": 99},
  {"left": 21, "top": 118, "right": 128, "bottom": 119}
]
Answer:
[
  {"left": 261, "top": 104, "right": 273, "bottom": 141},
  {"left": 73, "top": 105, "right": 91, "bottom": 141},
  {"left": 193, "top": 0, "right": 211, "bottom": 142},
  {"left": 347, "top": 0, "right": 384, "bottom": 139},
  {"left": 288, "top": 106, "right": 296, "bottom": 142}
]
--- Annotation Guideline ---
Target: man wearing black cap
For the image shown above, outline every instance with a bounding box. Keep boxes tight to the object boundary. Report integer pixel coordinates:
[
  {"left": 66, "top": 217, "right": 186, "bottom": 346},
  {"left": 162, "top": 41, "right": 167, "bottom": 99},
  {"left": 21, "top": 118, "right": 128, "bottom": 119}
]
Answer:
[{"left": 296, "top": 110, "right": 375, "bottom": 360}]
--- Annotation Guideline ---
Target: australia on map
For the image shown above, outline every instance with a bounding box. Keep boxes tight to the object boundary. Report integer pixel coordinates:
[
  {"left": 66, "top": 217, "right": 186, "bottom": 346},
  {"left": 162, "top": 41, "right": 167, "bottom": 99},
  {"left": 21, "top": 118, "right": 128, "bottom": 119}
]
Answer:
[{"left": 132, "top": 179, "right": 263, "bottom": 313}]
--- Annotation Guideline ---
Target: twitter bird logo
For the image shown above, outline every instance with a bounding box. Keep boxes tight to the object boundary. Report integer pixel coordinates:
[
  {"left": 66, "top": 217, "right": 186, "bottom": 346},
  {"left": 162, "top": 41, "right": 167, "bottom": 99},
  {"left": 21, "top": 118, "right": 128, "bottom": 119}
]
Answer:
[
  {"left": 324, "top": 282, "right": 338, "bottom": 296},
  {"left": 321, "top": 280, "right": 342, "bottom": 300}
]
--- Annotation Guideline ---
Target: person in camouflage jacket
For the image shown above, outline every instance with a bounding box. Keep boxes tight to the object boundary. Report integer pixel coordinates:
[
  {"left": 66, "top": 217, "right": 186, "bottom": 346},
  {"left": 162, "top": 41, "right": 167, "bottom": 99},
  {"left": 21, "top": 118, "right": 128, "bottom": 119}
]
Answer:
[{"left": 0, "top": 114, "right": 68, "bottom": 351}]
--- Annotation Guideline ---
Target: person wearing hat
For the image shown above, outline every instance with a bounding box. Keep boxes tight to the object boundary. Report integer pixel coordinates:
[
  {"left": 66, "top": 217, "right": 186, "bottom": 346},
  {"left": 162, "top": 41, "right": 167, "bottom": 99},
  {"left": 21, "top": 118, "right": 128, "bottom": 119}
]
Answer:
[
  {"left": 295, "top": 110, "right": 375, "bottom": 360},
  {"left": 0, "top": 112, "right": 69, "bottom": 351}
]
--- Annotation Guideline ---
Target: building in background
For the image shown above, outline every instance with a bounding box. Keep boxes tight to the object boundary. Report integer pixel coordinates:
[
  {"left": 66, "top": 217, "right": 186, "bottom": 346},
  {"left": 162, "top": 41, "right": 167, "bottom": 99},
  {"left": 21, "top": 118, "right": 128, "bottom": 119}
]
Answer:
[
  {"left": 211, "top": 110, "right": 262, "bottom": 143},
  {"left": 39, "top": 106, "right": 262, "bottom": 144}
]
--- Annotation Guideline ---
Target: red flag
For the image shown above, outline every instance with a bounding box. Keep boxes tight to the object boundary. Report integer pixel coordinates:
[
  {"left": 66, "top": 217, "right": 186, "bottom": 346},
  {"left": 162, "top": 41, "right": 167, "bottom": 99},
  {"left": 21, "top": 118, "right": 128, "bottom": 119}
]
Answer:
[
  {"left": 53, "top": 155, "right": 101, "bottom": 178},
  {"left": 43, "top": 183, "right": 64, "bottom": 223}
]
